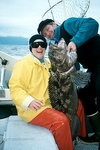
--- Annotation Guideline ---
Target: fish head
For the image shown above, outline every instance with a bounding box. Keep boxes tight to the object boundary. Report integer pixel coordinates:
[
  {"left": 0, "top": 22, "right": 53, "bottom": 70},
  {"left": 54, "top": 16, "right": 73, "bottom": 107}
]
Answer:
[
  {"left": 48, "top": 38, "right": 67, "bottom": 65},
  {"left": 49, "top": 38, "right": 77, "bottom": 73}
]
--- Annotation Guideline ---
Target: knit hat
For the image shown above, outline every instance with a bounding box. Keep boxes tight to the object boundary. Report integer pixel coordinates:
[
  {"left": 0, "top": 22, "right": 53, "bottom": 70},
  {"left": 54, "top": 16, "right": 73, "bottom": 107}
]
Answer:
[
  {"left": 29, "top": 34, "right": 47, "bottom": 52},
  {"left": 37, "top": 19, "right": 54, "bottom": 34}
]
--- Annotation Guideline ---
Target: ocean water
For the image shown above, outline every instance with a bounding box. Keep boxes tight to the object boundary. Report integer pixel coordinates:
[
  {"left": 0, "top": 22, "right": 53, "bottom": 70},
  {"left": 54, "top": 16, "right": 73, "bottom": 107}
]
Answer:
[
  {"left": 0, "top": 44, "right": 49, "bottom": 59},
  {"left": 0, "top": 44, "right": 86, "bottom": 72}
]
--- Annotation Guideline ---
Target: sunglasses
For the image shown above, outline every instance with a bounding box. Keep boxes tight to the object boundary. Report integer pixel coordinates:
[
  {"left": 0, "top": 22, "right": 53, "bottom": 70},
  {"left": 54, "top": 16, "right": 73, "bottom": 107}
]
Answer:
[{"left": 31, "top": 42, "right": 47, "bottom": 48}]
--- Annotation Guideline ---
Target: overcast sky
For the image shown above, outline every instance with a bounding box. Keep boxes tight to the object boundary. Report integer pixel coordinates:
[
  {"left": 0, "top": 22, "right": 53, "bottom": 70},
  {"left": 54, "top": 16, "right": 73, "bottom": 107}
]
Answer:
[{"left": 0, "top": 0, "right": 100, "bottom": 38}]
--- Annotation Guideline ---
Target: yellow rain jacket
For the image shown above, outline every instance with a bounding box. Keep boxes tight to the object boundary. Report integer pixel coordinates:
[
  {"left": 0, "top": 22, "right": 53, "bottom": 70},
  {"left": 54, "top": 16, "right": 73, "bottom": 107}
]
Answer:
[{"left": 9, "top": 54, "right": 52, "bottom": 122}]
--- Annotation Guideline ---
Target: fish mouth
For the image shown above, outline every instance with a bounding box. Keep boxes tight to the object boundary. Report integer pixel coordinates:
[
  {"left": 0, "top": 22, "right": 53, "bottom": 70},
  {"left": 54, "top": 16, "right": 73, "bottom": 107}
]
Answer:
[
  {"left": 49, "top": 41, "right": 67, "bottom": 64},
  {"left": 49, "top": 42, "right": 63, "bottom": 50}
]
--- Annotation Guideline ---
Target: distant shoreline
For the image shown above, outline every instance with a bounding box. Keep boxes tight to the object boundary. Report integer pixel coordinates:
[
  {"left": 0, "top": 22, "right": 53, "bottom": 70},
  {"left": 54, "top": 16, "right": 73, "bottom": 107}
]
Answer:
[{"left": 0, "top": 36, "right": 28, "bottom": 45}]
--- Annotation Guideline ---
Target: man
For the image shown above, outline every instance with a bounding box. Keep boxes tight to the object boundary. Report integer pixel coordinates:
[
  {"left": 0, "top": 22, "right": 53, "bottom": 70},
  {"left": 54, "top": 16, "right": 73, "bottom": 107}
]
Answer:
[{"left": 37, "top": 18, "right": 100, "bottom": 143}]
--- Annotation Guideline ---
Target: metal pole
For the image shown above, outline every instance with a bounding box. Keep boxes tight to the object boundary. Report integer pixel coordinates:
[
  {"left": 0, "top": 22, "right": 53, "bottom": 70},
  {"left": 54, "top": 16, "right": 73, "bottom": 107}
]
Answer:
[
  {"left": 48, "top": 0, "right": 55, "bottom": 20},
  {"left": 62, "top": 0, "right": 67, "bottom": 19},
  {"left": 0, "top": 66, "right": 5, "bottom": 89}
]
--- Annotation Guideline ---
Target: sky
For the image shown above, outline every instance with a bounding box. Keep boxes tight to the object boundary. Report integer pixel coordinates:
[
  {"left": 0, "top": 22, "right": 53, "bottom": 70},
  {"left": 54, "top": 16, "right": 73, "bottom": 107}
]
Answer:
[{"left": 0, "top": 0, "right": 100, "bottom": 38}]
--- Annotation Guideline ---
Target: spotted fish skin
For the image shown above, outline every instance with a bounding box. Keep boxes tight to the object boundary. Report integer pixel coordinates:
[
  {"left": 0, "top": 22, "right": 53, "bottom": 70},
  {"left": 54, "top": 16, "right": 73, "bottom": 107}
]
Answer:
[
  {"left": 48, "top": 38, "right": 80, "bottom": 139},
  {"left": 48, "top": 38, "right": 77, "bottom": 73}
]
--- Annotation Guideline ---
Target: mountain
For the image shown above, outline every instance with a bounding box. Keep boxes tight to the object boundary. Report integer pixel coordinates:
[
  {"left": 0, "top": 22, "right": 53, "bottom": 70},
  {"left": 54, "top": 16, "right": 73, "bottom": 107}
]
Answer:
[{"left": 0, "top": 36, "right": 28, "bottom": 45}]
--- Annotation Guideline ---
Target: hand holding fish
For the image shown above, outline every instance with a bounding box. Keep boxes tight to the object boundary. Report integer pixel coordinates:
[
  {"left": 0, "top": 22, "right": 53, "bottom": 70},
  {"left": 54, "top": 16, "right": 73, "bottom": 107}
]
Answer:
[{"left": 67, "top": 41, "right": 77, "bottom": 53}]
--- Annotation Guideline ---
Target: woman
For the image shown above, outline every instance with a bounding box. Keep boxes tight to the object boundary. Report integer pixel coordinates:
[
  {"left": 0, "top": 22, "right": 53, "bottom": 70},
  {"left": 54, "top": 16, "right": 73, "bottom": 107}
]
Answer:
[{"left": 9, "top": 34, "right": 86, "bottom": 150}]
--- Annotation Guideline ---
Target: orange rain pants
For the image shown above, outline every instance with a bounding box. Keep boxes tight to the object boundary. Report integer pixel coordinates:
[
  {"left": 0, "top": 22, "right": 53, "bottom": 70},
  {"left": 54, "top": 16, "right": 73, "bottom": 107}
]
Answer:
[
  {"left": 30, "top": 99, "right": 86, "bottom": 150},
  {"left": 77, "top": 99, "right": 87, "bottom": 137}
]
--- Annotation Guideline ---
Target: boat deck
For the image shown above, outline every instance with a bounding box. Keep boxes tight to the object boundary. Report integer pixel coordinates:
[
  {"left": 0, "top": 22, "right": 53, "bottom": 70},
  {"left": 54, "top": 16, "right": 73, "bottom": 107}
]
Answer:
[{"left": 0, "top": 116, "right": 99, "bottom": 150}]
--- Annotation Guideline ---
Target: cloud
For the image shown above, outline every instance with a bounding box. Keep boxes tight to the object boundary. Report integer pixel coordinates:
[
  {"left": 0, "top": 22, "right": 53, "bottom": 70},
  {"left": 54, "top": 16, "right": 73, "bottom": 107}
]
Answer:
[
  {"left": 0, "top": 0, "right": 100, "bottom": 37},
  {"left": 0, "top": 0, "right": 49, "bottom": 37}
]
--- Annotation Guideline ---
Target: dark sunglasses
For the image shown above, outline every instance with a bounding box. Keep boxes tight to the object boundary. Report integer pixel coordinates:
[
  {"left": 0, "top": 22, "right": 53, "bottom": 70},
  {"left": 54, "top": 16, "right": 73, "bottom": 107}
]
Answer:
[{"left": 31, "top": 42, "right": 47, "bottom": 48}]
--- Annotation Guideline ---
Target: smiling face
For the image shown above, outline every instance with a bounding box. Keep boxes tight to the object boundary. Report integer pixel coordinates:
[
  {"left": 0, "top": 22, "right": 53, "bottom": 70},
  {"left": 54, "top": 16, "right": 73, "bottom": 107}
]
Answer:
[
  {"left": 31, "top": 39, "right": 47, "bottom": 59},
  {"left": 42, "top": 22, "right": 57, "bottom": 40},
  {"left": 32, "top": 46, "right": 46, "bottom": 59}
]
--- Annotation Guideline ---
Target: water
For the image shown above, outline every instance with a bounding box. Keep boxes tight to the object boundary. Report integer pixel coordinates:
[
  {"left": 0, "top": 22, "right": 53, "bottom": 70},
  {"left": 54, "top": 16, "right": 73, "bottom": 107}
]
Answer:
[
  {"left": 0, "top": 44, "right": 86, "bottom": 73},
  {"left": 0, "top": 44, "right": 49, "bottom": 59}
]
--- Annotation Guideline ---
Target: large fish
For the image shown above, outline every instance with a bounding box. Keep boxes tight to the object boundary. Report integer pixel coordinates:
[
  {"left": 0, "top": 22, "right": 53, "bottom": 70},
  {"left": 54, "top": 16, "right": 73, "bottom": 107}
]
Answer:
[{"left": 48, "top": 38, "right": 80, "bottom": 140}]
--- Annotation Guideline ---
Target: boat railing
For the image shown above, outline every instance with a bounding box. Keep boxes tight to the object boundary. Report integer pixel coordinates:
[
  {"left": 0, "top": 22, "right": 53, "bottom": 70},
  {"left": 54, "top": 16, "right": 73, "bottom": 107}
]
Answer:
[
  {"left": 0, "top": 51, "right": 18, "bottom": 104},
  {"left": 0, "top": 56, "right": 8, "bottom": 89}
]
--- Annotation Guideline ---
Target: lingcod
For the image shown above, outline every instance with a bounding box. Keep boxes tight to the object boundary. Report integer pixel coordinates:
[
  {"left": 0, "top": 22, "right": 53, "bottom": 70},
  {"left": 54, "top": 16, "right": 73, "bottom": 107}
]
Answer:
[{"left": 48, "top": 38, "right": 80, "bottom": 140}]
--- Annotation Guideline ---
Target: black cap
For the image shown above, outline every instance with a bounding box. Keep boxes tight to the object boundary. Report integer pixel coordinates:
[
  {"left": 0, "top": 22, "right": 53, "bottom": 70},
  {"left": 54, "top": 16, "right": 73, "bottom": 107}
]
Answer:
[
  {"left": 37, "top": 19, "right": 54, "bottom": 34},
  {"left": 29, "top": 34, "right": 47, "bottom": 45},
  {"left": 29, "top": 34, "right": 47, "bottom": 52}
]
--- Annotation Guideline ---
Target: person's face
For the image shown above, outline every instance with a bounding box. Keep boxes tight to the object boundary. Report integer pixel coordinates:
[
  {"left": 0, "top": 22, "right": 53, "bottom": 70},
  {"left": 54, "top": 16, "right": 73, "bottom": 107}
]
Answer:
[
  {"left": 42, "top": 24, "right": 55, "bottom": 39},
  {"left": 31, "top": 41, "right": 46, "bottom": 59}
]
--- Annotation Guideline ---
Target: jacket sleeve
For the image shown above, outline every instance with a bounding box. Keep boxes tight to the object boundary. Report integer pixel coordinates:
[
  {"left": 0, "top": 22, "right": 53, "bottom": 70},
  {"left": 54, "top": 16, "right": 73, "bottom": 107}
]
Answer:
[
  {"left": 64, "top": 17, "right": 99, "bottom": 47},
  {"left": 9, "top": 59, "right": 34, "bottom": 111}
]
